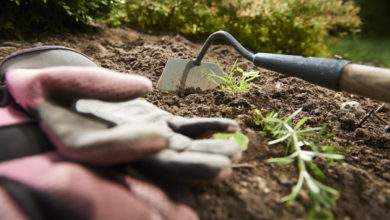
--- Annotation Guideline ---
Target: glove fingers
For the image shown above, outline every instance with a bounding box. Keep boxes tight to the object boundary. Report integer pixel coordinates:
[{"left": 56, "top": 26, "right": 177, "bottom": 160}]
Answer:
[
  {"left": 125, "top": 177, "right": 198, "bottom": 220},
  {"left": 56, "top": 125, "right": 168, "bottom": 165},
  {"left": 165, "top": 132, "right": 241, "bottom": 159},
  {"left": 38, "top": 101, "right": 167, "bottom": 165},
  {"left": 76, "top": 99, "right": 171, "bottom": 125},
  {"left": 6, "top": 67, "right": 152, "bottom": 110},
  {"left": 135, "top": 150, "right": 233, "bottom": 181},
  {"left": 166, "top": 133, "right": 241, "bottom": 161},
  {"left": 168, "top": 117, "right": 240, "bottom": 138},
  {"left": 187, "top": 139, "right": 242, "bottom": 161}
]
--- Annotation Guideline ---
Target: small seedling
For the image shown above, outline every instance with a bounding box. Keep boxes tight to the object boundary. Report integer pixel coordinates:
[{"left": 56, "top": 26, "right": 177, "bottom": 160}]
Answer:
[
  {"left": 213, "top": 132, "right": 249, "bottom": 151},
  {"left": 253, "top": 108, "right": 343, "bottom": 220},
  {"left": 205, "top": 60, "right": 259, "bottom": 94}
]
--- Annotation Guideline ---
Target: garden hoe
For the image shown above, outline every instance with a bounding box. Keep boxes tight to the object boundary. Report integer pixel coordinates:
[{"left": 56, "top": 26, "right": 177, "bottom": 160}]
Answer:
[{"left": 157, "top": 31, "right": 390, "bottom": 103}]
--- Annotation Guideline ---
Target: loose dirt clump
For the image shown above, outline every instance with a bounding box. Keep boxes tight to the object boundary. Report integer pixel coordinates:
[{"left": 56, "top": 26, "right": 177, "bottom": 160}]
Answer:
[{"left": 1, "top": 26, "right": 389, "bottom": 220}]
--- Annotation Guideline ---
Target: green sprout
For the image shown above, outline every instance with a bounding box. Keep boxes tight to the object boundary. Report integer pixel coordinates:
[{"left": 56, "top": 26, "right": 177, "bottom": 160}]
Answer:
[
  {"left": 206, "top": 60, "right": 259, "bottom": 94},
  {"left": 253, "top": 108, "right": 343, "bottom": 220},
  {"left": 213, "top": 132, "right": 249, "bottom": 151}
]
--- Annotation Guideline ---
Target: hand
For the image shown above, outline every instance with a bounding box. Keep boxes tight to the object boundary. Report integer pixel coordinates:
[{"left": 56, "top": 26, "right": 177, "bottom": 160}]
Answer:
[
  {"left": 76, "top": 99, "right": 242, "bottom": 181},
  {"left": 0, "top": 153, "right": 197, "bottom": 220}
]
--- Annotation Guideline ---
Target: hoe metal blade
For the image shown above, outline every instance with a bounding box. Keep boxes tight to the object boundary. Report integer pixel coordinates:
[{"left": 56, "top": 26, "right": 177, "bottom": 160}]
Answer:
[{"left": 157, "top": 58, "right": 224, "bottom": 91}]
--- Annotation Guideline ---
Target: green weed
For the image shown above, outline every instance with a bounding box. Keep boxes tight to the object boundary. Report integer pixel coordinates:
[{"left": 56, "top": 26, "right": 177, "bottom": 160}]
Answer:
[
  {"left": 206, "top": 60, "right": 259, "bottom": 94},
  {"left": 213, "top": 132, "right": 249, "bottom": 151},
  {"left": 253, "top": 108, "right": 343, "bottom": 220}
]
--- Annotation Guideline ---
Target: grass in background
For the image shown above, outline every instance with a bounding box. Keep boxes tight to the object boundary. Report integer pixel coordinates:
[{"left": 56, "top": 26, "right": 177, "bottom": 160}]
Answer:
[{"left": 328, "top": 36, "right": 390, "bottom": 67}]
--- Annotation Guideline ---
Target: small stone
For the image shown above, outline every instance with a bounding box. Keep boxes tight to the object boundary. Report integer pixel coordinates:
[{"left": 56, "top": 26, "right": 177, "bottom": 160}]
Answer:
[
  {"left": 385, "top": 125, "right": 390, "bottom": 133},
  {"left": 334, "top": 92, "right": 343, "bottom": 99},
  {"left": 275, "top": 82, "right": 283, "bottom": 91},
  {"left": 253, "top": 176, "right": 270, "bottom": 194},
  {"left": 278, "top": 174, "right": 292, "bottom": 185},
  {"left": 340, "top": 101, "right": 362, "bottom": 112},
  {"left": 33, "top": 42, "right": 43, "bottom": 47},
  {"left": 382, "top": 172, "right": 390, "bottom": 181},
  {"left": 240, "top": 181, "right": 248, "bottom": 187}
]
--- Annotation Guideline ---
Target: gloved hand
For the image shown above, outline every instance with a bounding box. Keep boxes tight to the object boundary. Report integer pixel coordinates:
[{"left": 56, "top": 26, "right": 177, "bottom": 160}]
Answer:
[
  {"left": 0, "top": 152, "right": 197, "bottom": 220},
  {"left": 76, "top": 99, "right": 242, "bottom": 181}
]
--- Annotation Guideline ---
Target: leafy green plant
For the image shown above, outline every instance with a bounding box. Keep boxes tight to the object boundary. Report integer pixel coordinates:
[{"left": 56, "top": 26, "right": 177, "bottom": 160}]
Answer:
[
  {"left": 124, "top": 0, "right": 361, "bottom": 56},
  {"left": 0, "top": 0, "right": 120, "bottom": 33},
  {"left": 206, "top": 60, "right": 259, "bottom": 94},
  {"left": 355, "top": 0, "right": 390, "bottom": 36},
  {"left": 213, "top": 132, "right": 249, "bottom": 151},
  {"left": 253, "top": 108, "right": 343, "bottom": 219}
]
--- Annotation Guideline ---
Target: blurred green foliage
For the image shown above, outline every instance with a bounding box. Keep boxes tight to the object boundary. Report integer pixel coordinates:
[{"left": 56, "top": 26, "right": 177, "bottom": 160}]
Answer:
[
  {"left": 0, "top": 0, "right": 363, "bottom": 57},
  {"left": 329, "top": 37, "right": 390, "bottom": 67},
  {"left": 355, "top": 0, "right": 390, "bottom": 36},
  {"left": 0, "top": 0, "right": 119, "bottom": 33},
  {"left": 124, "top": 0, "right": 361, "bottom": 56}
]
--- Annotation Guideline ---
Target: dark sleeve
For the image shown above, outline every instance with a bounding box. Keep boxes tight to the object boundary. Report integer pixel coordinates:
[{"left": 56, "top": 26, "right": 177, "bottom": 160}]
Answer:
[{"left": 0, "top": 122, "right": 53, "bottom": 162}]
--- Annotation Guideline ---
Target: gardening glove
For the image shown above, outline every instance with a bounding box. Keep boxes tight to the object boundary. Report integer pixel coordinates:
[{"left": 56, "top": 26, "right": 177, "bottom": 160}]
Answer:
[
  {"left": 1, "top": 46, "right": 167, "bottom": 165},
  {"left": 1, "top": 46, "right": 242, "bottom": 181},
  {"left": 76, "top": 99, "right": 242, "bottom": 181},
  {"left": 0, "top": 152, "right": 198, "bottom": 220}
]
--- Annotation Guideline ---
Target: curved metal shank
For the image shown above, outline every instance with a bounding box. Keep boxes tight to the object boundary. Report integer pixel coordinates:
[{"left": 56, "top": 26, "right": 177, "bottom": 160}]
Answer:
[{"left": 193, "top": 30, "right": 254, "bottom": 65}]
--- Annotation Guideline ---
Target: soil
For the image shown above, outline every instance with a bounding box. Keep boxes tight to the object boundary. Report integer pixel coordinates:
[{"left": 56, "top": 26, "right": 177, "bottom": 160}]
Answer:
[{"left": 1, "top": 26, "right": 389, "bottom": 220}]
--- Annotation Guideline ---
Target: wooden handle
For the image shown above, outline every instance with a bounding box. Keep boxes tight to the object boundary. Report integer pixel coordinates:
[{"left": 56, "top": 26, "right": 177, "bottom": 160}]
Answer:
[{"left": 339, "top": 64, "right": 390, "bottom": 102}]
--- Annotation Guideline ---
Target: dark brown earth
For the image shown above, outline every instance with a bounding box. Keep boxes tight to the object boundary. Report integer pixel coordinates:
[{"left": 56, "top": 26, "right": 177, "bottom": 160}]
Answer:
[{"left": 1, "top": 26, "right": 389, "bottom": 220}]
